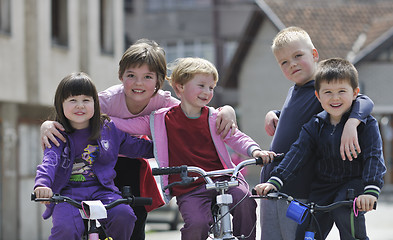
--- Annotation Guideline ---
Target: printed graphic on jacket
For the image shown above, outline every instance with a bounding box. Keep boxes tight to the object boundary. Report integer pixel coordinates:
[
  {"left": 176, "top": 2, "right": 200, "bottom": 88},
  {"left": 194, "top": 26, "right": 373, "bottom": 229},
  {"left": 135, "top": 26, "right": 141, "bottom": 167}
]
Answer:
[{"left": 69, "top": 144, "right": 99, "bottom": 182}]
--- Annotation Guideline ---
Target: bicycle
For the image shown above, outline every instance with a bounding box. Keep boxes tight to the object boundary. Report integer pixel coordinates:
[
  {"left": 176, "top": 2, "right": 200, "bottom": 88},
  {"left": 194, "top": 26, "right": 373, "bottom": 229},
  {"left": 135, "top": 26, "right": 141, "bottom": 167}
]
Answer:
[
  {"left": 31, "top": 186, "right": 152, "bottom": 240},
  {"left": 251, "top": 189, "right": 377, "bottom": 240},
  {"left": 152, "top": 154, "right": 284, "bottom": 240}
]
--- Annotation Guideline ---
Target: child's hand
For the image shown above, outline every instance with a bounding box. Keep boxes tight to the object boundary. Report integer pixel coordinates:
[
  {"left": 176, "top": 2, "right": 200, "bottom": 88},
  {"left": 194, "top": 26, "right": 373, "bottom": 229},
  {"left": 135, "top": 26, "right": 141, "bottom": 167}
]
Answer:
[
  {"left": 34, "top": 186, "right": 53, "bottom": 205},
  {"left": 41, "top": 121, "right": 66, "bottom": 150},
  {"left": 356, "top": 194, "right": 377, "bottom": 212},
  {"left": 265, "top": 111, "right": 278, "bottom": 136},
  {"left": 340, "top": 118, "right": 361, "bottom": 161},
  {"left": 254, "top": 183, "right": 277, "bottom": 196},
  {"left": 216, "top": 106, "right": 238, "bottom": 137},
  {"left": 253, "top": 150, "right": 276, "bottom": 165}
]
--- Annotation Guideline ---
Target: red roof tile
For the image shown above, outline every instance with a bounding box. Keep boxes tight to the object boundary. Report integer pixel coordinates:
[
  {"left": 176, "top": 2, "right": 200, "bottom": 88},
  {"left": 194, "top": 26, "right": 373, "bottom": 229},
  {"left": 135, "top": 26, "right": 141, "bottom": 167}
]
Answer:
[{"left": 264, "top": 0, "right": 393, "bottom": 60}]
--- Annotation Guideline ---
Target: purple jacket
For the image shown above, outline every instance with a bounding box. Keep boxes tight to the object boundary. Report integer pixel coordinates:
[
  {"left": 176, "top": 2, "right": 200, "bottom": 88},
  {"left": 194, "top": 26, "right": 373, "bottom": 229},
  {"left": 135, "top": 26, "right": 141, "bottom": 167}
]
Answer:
[
  {"left": 34, "top": 120, "right": 154, "bottom": 219},
  {"left": 112, "top": 106, "right": 261, "bottom": 203}
]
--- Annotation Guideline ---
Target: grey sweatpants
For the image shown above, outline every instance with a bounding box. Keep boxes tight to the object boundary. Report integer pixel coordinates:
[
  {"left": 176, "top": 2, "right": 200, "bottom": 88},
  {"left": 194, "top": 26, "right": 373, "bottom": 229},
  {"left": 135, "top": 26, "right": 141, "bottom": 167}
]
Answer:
[{"left": 259, "top": 198, "right": 306, "bottom": 240}]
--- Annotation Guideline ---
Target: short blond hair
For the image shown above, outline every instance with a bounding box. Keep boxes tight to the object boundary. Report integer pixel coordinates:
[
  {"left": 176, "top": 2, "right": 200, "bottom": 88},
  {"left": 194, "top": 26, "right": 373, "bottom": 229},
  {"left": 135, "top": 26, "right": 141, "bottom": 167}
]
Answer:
[
  {"left": 272, "top": 26, "right": 315, "bottom": 52},
  {"left": 167, "top": 57, "right": 218, "bottom": 87}
]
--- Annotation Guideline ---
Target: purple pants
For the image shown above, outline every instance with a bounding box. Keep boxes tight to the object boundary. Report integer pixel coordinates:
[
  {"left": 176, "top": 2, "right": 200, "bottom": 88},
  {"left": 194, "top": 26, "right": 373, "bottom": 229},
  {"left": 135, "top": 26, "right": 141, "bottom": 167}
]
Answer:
[
  {"left": 176, "top": 177, "right": 257, "bottom": 240},
  {"left": 49, "top": 183, "right": 136, "bottom": 240}
]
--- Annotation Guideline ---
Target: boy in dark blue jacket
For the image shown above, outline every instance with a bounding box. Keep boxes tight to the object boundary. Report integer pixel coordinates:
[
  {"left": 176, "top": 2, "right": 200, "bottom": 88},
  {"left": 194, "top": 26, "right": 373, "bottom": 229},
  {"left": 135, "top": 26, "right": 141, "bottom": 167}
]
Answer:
[
  {"left": 255, "top": 58, "right": 386, "bottom": 240},
  {"left": 259, "top": 26, "right": 374, "bottom": 240}
]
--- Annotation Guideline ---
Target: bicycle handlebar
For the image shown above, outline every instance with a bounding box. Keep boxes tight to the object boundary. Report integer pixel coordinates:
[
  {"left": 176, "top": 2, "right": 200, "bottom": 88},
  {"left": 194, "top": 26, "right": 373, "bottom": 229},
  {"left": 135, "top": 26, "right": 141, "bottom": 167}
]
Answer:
[
  {"left": 31, "top": 186, "right": 153, "bottom": 209},
  {"left": 152, "top": 154, "right": 284, "bottom": 180},
  {"left": 251, "top": 189, "right": 377, "bottom": 211}
]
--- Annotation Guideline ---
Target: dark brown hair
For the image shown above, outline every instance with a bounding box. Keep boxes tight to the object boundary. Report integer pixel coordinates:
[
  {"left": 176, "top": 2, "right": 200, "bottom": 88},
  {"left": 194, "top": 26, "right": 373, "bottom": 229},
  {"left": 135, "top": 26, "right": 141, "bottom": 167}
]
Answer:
[
  {"left": 53, "top": 72, "right": 108, "bottom": 140},
  {"left": 315, "top": 58, "right": 358, "bottom": 92},
  {"left": 118, "top": 39, "right": 166, "bottom": 95}
]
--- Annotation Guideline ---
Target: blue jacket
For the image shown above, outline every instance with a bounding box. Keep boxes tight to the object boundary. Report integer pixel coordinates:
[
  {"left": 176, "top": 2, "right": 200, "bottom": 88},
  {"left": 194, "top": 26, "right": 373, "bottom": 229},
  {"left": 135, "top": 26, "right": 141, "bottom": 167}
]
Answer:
[
  {"left": 269, "top": 110, "right": 386, "bottom": 198},
  {"left": 261, "top": 80, "right": 374, "bottom": 198},
  {"left": 34, "top": 120, "right": 154, "bottom": 219}
]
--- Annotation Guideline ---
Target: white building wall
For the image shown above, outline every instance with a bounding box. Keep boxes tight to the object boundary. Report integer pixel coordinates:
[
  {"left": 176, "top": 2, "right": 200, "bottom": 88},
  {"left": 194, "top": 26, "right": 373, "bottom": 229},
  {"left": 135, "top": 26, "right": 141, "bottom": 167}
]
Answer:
[
  {"left": 37, "top": 0, "right": 81, "bottom": 105},
  {"left": 0, "top": 0, "right": 26, "bottom": 102},
  {"left": 357, "top": 62, "right": 393, "bottom": 114},
  {"left": 239, "top": 20, "right": 291, "bottom": 151},
  {"left": 0, "top": 0, "right": 124, "bottom": 238},
  {"left": 86, "top": 0, "right": 124, "bottom": 93}
]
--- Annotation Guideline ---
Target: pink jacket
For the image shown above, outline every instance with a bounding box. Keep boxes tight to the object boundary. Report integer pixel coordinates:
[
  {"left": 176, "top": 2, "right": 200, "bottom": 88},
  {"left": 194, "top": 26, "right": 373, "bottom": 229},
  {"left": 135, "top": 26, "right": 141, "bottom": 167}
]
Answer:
[{"left": 112, "top": 106, "right": 261, "bottom": 202}]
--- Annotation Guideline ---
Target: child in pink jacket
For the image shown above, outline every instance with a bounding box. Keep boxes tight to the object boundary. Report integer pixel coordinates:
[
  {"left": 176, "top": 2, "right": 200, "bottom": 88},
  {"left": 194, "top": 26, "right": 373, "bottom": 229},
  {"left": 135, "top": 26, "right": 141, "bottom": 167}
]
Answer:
[{"left": 111, "top": 57, "right": 275, "bottom": 240}]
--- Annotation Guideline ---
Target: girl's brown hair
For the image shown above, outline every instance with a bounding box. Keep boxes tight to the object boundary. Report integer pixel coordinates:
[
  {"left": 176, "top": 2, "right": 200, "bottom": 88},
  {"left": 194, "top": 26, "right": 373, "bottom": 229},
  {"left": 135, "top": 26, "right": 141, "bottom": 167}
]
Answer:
[
  {"left": 118, "top": 39, "right": 167, "bottom": 95},
  {"left": 53, "top": 72, "right": 108, "bottom": 140}
]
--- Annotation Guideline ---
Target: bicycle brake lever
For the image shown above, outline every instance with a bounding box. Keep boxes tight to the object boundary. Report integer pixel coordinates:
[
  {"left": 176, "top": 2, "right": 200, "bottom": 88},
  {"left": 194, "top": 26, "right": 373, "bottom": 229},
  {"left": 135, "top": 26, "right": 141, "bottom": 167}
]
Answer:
[{"left": 162, "top": 177, "right": 195, "bottom": 191}]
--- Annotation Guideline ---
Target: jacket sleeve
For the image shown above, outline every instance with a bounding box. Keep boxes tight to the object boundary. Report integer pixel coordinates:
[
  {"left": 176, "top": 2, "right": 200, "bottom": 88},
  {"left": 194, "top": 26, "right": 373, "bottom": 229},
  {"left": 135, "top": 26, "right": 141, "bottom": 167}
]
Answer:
[
  {"left": 349, "top": 94, "right": 374, "bottom": 123},
  {"left": 222, "top": 127, "right": 261, "bottom": 157},
  {"left": 111, "top": 115, "right": 152, "bottom": 136},
  {"left": 115, "top": 125, "right": 154, "bottom": 159},
  {"left": 359, "top": 117, "right": 386, "bottom": 198},
  {"left": 268, "top": 119, "right": 318, "bottom": 190},
  {"left": 34, "top": 142, "right": 64, "bottom": 189}
]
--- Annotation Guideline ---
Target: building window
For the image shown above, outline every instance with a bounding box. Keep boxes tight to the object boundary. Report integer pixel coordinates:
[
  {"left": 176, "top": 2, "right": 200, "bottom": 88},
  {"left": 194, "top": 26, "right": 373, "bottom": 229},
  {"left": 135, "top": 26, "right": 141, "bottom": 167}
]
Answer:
[
  {"left": 51, "top": 0, "right": 68, "bottom": 46},
  {"left": 124, "top": 0, "right": 134, "bottom": 13},
  {"left": 0, "top": 0, "right": 11, "bottom": 34},
  {"left": 163, "top": 39, "right": 215, "bottom": 66},
  {"left": 146, "top": 0, "right": 210, "bottom": 12},
  {"left": 100, "top": 0, "right": 114, "bottom": 55}
]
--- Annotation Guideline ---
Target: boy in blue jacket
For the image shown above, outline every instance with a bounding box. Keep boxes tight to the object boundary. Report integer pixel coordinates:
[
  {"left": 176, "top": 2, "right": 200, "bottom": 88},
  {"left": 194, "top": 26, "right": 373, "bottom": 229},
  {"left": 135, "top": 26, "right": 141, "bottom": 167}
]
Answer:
[
  {"left": 255, "top": 58, "right": 386, "bottom": 240},
  {"left": 259, "top": 26, "right": 374, "bottom": 240}
]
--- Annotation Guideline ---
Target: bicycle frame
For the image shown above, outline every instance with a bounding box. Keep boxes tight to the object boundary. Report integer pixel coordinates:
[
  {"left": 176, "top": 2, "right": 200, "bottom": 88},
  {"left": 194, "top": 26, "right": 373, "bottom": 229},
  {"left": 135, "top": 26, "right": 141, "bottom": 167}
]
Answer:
[
  {"left": 32, "top": 186, "right": 152, "bottom": 240},
  {"left": 152, "top": 155, "right": 284, "bottom": 240}
]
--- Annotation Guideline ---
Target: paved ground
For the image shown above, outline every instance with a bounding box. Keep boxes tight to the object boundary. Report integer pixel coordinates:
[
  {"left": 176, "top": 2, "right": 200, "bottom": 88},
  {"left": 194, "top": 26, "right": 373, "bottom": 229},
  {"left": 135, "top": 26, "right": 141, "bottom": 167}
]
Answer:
[{"left": 145, "top": 193, "right": 393, "bottom": 240}]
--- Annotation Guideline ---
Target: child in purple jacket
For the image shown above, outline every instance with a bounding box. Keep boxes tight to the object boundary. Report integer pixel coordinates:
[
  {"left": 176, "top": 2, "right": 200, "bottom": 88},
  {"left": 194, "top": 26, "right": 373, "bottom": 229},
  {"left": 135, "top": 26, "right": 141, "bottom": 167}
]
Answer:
[{"left": 33, "top": 72, "right": 154, "bottom": 240}]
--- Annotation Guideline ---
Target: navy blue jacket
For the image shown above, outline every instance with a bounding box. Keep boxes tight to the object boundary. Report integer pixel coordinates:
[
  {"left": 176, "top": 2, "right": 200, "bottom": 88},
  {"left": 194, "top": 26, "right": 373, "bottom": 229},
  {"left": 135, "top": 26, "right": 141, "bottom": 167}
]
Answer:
[
  {"left": 269, "top": 110, "right": 386, "bottom": 198},
  {"left": 261, "top": 80, "right": 374, "bottom": 198}
]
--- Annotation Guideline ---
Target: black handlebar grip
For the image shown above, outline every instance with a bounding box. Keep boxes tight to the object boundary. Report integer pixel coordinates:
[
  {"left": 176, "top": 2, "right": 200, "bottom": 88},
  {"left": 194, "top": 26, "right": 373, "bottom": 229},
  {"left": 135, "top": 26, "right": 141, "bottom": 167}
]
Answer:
[
  {"left": 31, "top": 192, "right": 37, "bottom": 201},
  {"left": 251, "top": 189, "right": 257, "bottom": 195},
  {"left": 273, "top": 153, "right": 285, "bottom": 162},
  {"left": 133, "top": 197, "right": 153, "bottom": 206},
  {"left": 255, "top": 157, "right": 264, "bottom": 165},
  {"left": 255, "top": 153, "right": 285, "bottom": 165},
  {"left": 152, "top": 165, "right": 187, "bottom": 175}
]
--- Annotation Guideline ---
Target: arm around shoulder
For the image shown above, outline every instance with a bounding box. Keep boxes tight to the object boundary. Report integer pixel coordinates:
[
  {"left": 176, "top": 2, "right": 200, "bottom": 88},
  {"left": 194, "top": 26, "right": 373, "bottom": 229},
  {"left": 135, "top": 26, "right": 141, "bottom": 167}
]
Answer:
[
  {"left": 350, "top": 94, "right": 374, "bottom": 122},
  {"left": 111, "top": 115, "right": 151, "bottom": 136}
]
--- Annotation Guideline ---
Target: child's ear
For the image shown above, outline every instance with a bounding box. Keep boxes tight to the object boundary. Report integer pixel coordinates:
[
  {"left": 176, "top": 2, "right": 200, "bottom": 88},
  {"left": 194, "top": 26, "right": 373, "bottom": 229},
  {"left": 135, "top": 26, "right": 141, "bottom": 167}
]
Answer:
[
  {"left": 312, "top": 49, "right": 319, "bottom": 62},
  {"left": 353, "top": 87, "right": 360, "bottom": 99},
  {"left": 315, "top": 90, "right": 321, "bottom": 101},
  {"left": 173, "top": 83, "right": 184, "bottom": 98}
]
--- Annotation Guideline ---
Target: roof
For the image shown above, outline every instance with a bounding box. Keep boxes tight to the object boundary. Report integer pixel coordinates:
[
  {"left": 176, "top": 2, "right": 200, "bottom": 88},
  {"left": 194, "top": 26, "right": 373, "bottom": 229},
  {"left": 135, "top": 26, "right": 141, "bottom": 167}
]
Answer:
[{"left": 222, "top": 0, "right": 393, "bottom": 88}]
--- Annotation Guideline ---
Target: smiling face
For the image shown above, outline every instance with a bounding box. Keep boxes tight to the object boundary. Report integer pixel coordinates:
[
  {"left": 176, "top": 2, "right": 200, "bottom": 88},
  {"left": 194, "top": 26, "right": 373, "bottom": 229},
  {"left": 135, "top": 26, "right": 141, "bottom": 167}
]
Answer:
[
  {"left": 316, "top": 80, "right": 359, "bottom": 125},
  {"left": 176, "top": 73, "right": 216, "bottom": 117},
  {"left": 63, "top": 94, "right": 95, "bottom": 129},
  {"left": 274, "top": 39, "right": 319, "bottom": 86},
  {"left": 120, "top": 63, "right": 158, "bottom": 114}
]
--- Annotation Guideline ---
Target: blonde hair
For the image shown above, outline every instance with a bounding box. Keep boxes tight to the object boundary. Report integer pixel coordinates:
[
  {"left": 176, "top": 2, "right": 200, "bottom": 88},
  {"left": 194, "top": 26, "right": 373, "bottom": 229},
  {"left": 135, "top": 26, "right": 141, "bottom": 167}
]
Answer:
[
  {"left": 167, "top": 57, "right": 219, "bottom": 87},
  {"left": 272, "top": 26, "right": 315, "bottom": 52}
]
